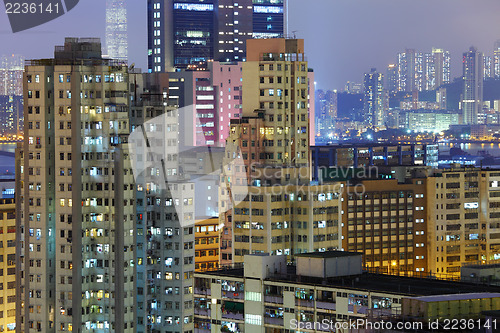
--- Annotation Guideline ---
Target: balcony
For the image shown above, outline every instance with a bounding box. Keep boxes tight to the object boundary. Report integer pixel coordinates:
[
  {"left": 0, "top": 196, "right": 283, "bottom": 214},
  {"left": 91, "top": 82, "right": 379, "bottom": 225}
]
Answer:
[
  {"left": 264, "top": 317, "right": 284, "bottom": 326},
  {"left": 194, "top": 308, "right": 211, "bottom": 317},
  {"left": 264, "top": 295, "right": 283, "bottom": 304},
  {"left": 316, "top": 301, "right": 336, "bottom": 311},
  {"left": 222, "top": 312, "right": 244, "bottom": 321}
]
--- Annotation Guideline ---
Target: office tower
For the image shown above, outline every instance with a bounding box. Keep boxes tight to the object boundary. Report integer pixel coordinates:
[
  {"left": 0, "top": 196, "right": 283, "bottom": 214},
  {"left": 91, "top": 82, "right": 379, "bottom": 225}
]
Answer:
[
  {"left": 252, "top": 0, "right": 286, "bottom": 39},
  {"left": 484, "top": 55, "right": 493, "bottom": 79},
  {"left": 363, "top": 68, "right": 384, "bottom": 127},
  {"left": 462, "top": 47, "right": 484, "bottom": 125},
  {"left": 386, "top": 64, "right": 398, "bottom": 94},
  {"left": 494, "top": 40, "right": 500, "bottom": 78},
  {"left": 432, "top": 48, "right": 451, "bottom": 88},
  {"left": 342, "top": 177, "right": 428, "bottom": 275},
  {"left": 147, "top": 0, "right": 286, "bottom": 72},
  {"left": 216, "top": 0, "right": 253, "bottom": 62},
  {"left": 16, "top": 38, "right": 134, "bottom": 332},
  {"left": 0, "top": 197, "right": 15, "bottom": 332},
  {"left": 105, "top": 0, "right": 128, "bottom": 61},
  {"left": 148, "top": 0, "right": 216, "bottom": 71}
]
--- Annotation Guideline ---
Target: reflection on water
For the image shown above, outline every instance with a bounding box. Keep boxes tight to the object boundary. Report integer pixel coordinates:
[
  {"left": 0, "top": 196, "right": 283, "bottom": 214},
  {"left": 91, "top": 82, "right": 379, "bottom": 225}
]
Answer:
[{"left": 438, "top": 143, "right": 500, "bottom": 157}]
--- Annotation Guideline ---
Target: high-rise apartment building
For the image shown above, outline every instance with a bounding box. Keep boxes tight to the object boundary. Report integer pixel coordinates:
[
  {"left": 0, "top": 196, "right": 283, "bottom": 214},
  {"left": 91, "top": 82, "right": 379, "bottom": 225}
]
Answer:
[
  {"left": 0, "top": 197, "right": 16, "bottom": 332},
  {"left": 462, "top": 47, "right": 484, "bottom": 125},
  {"left": 105, "top": 0, "right": 128, "bottom": 61},
  {"left": 16, "top": 38, "right": 135, "bottom": 332},
  {"left": 129, "top": 71, "right": 197, "bottom": 333},
  {"left": 386, "top": 64, "right": 398, "bottom": 94},
  {"left": 494, "top": 40, "right": 500, "bottom": 78},
  {"left": 397, "top": 48, "right": 450, "bottom": 92},
  {"left": 221, "top": 39, "right": 338, "bottom": 263},
  {"left": 431, "top": 48, "right": 451, "bottom": 89},
  {"left": 427, "top": 168, "right": 500, "bottom": 278},
  {"left": 147, "top": 0, "right": 286, "bottom": 72},
  {"left": 484, "top": 55, "right": 493, "bottom": 79},
  {"left": 363, "top": 68, "right": 384, "bottom": 127},
  {"left": 0, "top": 54, "right": 24, "bottom": 96}
]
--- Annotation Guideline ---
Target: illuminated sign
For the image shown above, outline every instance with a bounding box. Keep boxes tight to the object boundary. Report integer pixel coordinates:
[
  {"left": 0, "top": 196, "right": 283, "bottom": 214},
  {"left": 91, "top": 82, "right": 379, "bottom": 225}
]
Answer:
[
  {"left": 173, "top": 3, "right": 214, "bottom": 11},
  {"left": 253, "top": 5, "right": 284, "bottom": 14},
  {"left": 464, "top": 202, "right": 478, "bottom": 209}
]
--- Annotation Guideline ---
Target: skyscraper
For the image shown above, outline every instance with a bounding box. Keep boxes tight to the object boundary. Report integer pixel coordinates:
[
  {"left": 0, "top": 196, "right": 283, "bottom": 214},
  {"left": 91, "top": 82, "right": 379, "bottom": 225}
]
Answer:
[
  {"left": 386, "top": 64, "right": 398, "bottom": 94},
  {"left": 484, "top": 55, "right": 493, "bottom": 79},
  {"left": 494, "top": 40, "right": 500, "bottom": 78},
  {"left": 398, "top": 49, "right": 416, "bottom": 92},
  {"left": 105, "top": 0, "right": 128, "bottom": 61},
  {"left": 147, "top": 0, "right": 286, "bottom": 72},
  {"left": 432, "top": 47, "right": 451, "bottom": 88},
  {"left": 363, "top": 68, "right": 384, "bottom": 127},
  {"left": 16, "top": 38, "right": 134, "bottom": 332},
  {"left": 397, "top": 48, "right": 450, "bottom": 92},
  {"left": 462, "top": 47, "right": 484, "bottom": 125}
]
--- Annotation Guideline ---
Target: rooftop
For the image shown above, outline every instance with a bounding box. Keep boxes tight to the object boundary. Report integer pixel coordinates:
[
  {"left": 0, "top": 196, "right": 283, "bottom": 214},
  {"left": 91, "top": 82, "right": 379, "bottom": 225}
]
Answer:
[
  {"left": 295, "top": 251, "right": 361, "bottom": 259},
  {"left": 406, "top": 293, "right": 500, "bottom": 303},
  {"left": 198, "top": 265, "right": 500, "bottom": 297}
]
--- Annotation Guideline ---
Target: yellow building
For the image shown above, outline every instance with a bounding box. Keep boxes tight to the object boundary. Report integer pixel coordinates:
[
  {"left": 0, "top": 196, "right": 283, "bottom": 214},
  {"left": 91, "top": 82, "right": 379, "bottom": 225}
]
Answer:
[
  {"left": 195, "top": 218, "right": 220, "bottom": 271},
  {"left": 427, "top": 168, "right": 500, "bottom": 278},
  {"left": 0, "top": 198, "right": 16, "bottom": 331}
]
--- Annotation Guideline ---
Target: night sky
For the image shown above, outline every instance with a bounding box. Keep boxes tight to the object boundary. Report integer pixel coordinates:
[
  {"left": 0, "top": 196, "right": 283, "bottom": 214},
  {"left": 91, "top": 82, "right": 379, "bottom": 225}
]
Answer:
[{"left": 1, "top": 0, "right": 500, "bottom": 90}]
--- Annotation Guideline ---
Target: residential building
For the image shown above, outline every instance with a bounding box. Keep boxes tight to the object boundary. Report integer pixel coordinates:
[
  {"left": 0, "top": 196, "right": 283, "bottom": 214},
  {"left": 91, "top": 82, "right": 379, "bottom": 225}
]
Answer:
[
  {"left": 426, "top": 168, "right": 500, "bottom": 278},
  {"left": 397, "top": 48, "right": 450, "bottom": 92},
  {"left": 16, "top": 38, "right": 134, "bottom": 332},
  {"left": 431, "top": 47, "right": 451, "bottom": 88},
  {"left": 363, "top": 68, "right": 384, "bottom": 127},
  {"left": 221, "top": 38, "right": 331, "bottom": 264},
  {"left": 386, "top": 64, "right": 398, "bottom": 94},
  {"left": 105, "top": 0, "right": 128, "bottom": 61},
  {"left": 129, "top": 71, "right": 196, "bottom": 333},
  {"left": 0, "top": 54, "right": 23, "bottom": 96},
  {"left": 494, "top": 40, "right": 500, "bottom": 78},
  {"left": 193, "top": 253, "right": 500, "bottom": 332},
  {"left": 0, "top": 197, "right": 15, "bottom": 332},
  {"left": 462, "top": 47, "right": 484, "bottom": 125},
  {"left": 195, "top": 217, "right": 220, "bottom": 271},
  {"left": 166, "top": 61, "right": 243, "bottom": 147}
]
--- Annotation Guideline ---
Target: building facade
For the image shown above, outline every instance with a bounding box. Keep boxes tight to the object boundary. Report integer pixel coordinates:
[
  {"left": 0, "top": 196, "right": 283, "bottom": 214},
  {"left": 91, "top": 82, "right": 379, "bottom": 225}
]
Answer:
[
  {"left": 363, "top": 68, "right": 384, "bottom": 127},
  {"left": 105, "top": 0, "right": 128, "bottom": 61},
  {"left": 0, "top": 198, "right": 16, "bottom": 332},
  {"left": 462, "top": 47, "right": 484, "bottom": 125},
  {"left": 147, "top": 0, "right": 286, "bottom": 72},
  {"left": 16, "top": 38, "right": 135, "bottom": 333}
]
